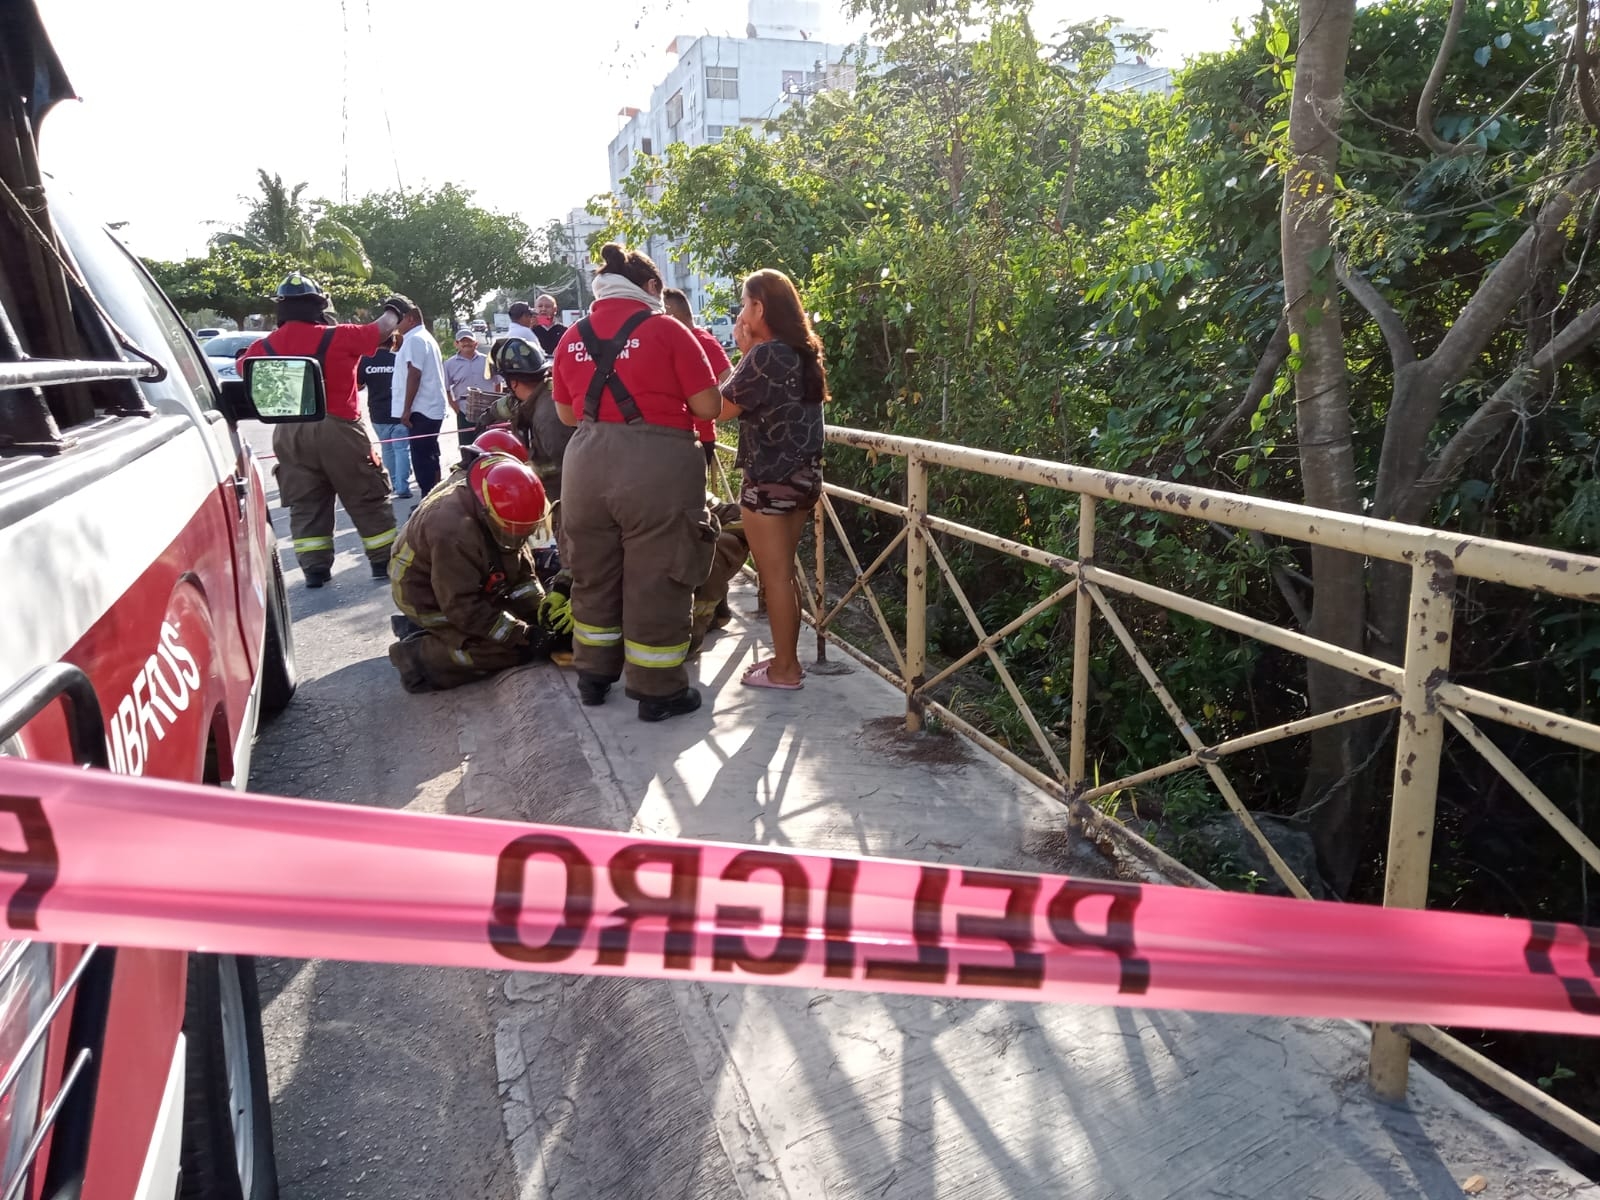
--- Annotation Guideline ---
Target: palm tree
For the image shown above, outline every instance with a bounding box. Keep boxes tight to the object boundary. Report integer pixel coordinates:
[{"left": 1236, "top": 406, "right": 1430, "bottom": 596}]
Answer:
[{"left": 211, "top": 170, "right": 372, "bottom": 279}]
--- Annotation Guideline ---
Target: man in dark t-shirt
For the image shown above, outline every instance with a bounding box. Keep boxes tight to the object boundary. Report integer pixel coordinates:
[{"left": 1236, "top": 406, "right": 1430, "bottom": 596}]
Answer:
[
  {"left": 361, "top": 336, "right": 410, "bottom": 498},
  {"left": 531, "top": 294, "right": 567, "bottom": 356}
]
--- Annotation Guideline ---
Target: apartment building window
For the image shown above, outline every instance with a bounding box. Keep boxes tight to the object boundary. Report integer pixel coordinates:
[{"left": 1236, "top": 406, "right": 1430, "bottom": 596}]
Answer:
[
  {"left": 640, "top": 137, "right": 653, "bottom": 155},
  {"left": 705, "top": 65, "right": 739, "bottom": 99},
  {"left": 615, "top": 144, "right": 629, "bottom": 174},
  {"left": 784, "top": 66, "right": 831, "bottom": 102},
  {"left": 706, "top": 124, "right": 725, "bottom": 140},
  {"left": 666, "top": 91, "right": 684, "bottom": 140}
]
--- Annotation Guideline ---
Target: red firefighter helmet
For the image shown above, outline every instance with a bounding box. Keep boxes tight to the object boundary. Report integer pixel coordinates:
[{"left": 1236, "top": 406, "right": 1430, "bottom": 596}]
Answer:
[
  {"left": 470, "top": 427, "right": 529, "bottom": 463},
  {"left": 469, "top": 457, "right": 547, "bottom": 545}
]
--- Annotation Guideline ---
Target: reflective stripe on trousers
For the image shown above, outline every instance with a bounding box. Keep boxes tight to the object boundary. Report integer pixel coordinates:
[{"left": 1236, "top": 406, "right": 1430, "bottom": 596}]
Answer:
[
  {"left": 294, "top": 536, "right": 335, "bottom": 554},
  {"left": 362, "top": 527, "right": 398, "bottom": 551},
  {"left": 574, "top": 621, "right": 622, "bottom": 647},
  {"left": 403, "top": 607, "right": 451, "bottom": 628},
  {"left": 624, "top": 638, "right": 690, "bottom": 669}
]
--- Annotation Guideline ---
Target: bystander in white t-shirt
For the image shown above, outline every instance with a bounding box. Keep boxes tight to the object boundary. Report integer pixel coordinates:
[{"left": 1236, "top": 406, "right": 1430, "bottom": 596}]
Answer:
[{"left": 394, "top": 325, "right": 448, "bottom": 420}]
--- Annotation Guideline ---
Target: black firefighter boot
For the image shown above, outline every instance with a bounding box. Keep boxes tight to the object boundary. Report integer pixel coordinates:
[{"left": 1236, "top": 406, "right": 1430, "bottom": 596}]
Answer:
[
  {"left": 637, "top": 687, "right": 702, "bottom": 723},
  {"left": 387, "top": 634, "right": 435, "bottom": 694},
  {"left": 577, "top": 672, "right": 614, "bottom": 706}
]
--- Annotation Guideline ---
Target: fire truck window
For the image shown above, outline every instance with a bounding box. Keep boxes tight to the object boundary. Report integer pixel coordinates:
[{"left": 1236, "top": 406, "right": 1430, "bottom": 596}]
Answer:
[
  {"left": 121, "top": 251, "right": 218, "bottom": 414},
  {"left": 49, "top": 199, "right": 210, "bottom": 420}
]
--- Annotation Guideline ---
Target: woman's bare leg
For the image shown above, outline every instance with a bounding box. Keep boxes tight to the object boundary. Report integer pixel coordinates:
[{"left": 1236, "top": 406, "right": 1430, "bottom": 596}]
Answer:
[{"left": 741, "top": 506, "right": 809, "bottom": 685}]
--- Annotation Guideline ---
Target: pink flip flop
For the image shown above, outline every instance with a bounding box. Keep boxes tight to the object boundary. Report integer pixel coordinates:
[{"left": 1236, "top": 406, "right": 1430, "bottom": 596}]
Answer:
[
  {"left": 742, "top": 662, "right": 803, "bottom": 690},
  {"left": 743, "top": 656, "right": 805, "bottom": 680}
]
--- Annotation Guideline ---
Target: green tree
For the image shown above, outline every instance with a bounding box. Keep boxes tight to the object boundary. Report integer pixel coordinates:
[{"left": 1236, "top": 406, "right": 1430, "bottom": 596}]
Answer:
[
  {"left": 331, "top": 185, "right": 542, "bottom": 325},
  {"left": 612, "top": 0, "right": 1600, "bottom": 907},
  {"left": 211, "top": 169, "right": 371, "bottom": 278},
  {"left": 146, "top": 244, "right": 384, "bottom": 328},
  {"left": 479, "top": 220, "right": 593, "bottom": 318}
]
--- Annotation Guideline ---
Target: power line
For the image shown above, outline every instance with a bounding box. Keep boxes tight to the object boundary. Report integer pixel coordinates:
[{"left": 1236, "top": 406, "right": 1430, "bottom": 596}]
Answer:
[
  {"left": 363, "top": 0, "right": 406, "bottom": 195},
  {"left": 339, "top": 0, "right": 350, "bottom": 202}
]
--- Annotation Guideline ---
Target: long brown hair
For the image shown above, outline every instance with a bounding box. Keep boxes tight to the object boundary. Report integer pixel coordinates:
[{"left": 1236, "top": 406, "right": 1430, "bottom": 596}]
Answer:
[{"left": 743, "top": 269, "right": 828, "bottom": 405}]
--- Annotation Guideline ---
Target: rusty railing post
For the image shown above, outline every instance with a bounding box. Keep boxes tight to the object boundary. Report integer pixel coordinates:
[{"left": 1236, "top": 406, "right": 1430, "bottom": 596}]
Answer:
[
  {"left": 904, "top": 454, "right": 929, "bottom": 731},
  {"left": 813, "top": 500, "right": 827, "bottom": 662},
  {"left": 1070, "top": 496, "right": 1096, "bottom": 790},
  {"left": 1370, "top": 551, "right": 1456, "bottom": 1100}
]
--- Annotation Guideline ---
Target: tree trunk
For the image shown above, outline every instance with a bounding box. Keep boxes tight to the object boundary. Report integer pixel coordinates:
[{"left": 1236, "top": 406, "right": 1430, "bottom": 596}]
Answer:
[
  {"left": 1281, "top": 0, "right": 1371, "bottom": 893},
  {"left": 1368, "top": 363, "right": 1441, "bottom": 658}
]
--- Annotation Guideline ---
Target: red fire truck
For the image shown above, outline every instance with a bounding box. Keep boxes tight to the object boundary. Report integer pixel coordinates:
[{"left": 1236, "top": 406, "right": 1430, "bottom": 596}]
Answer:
[{"left": 0, "top": 3, "right": 331, "bottom": 1195}]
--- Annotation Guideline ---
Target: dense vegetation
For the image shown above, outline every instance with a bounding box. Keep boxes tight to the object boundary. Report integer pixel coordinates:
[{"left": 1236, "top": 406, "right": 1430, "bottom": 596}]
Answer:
[{"left": 607, "top": 0, "right": 1600, "bottom": 1139}]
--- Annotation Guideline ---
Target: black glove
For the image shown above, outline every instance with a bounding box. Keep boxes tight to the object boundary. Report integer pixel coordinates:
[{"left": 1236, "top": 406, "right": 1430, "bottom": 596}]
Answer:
[{"left": 380, "top": 294, "right": 417, "bottom": 320}]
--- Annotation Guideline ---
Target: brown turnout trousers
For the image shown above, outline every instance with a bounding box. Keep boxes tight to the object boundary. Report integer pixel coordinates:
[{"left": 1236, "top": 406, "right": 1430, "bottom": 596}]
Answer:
[
  {"left": 691, "top": 501, "right": 748, "bottom": 648},
  {"left": 274, "top": 418, "right": 397, "bottom": 571},
  {"left": 388, "top": 476, "right": 545, "bottom": 690},
  {"left": 559, "top": 421, "right": 715, "bottom": 697}
]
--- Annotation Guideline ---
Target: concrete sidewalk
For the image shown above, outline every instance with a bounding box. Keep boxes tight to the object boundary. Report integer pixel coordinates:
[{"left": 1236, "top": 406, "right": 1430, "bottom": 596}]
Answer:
[{"left": 474, "top": 578, "right": 1596, "bottom": 1199}]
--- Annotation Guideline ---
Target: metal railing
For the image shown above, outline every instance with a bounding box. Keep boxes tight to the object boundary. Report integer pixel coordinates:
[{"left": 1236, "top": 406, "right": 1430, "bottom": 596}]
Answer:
[{"left": 798, "top": 424, "right": 1600, "bottom": 1153}]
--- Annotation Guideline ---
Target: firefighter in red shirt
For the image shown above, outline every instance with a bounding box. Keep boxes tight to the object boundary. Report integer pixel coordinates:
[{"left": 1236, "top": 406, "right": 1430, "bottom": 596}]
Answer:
[
  {"left": 238, "top": 275, "right": 403, "bottom": 588},
  {"left": 551, "top": 243, "right": 723, "bottom": 722},
  {"left": 662, "top": 287, "right": 732, "bottom": 470}
]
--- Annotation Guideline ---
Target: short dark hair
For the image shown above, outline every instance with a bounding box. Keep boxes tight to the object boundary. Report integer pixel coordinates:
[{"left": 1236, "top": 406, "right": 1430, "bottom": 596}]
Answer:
[
  {"left": 661, "top": 287, "right": 691, "bottom": 316},
  {"left": 594, "top": 241, "right": 662, "bottom": 290},
  {"left": 508, "top": 301, "right": 533, "bottom": 319}
]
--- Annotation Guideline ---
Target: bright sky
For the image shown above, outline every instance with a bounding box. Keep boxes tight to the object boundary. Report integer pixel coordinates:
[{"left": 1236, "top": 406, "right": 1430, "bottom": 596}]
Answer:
[{"left": 35, "top": 0, "right": 1259, "bottom": 262}]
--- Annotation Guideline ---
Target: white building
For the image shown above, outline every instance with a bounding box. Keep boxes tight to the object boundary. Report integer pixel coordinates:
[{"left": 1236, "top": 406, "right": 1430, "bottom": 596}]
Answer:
[
  {"left": 1102, "top": 25, "right": 1176, "bottom": 95},
  {"left": 607, "top": 0, "right": 870, "bottom": 313},
  {"left": 560, "top": 207, "right": 607, "bottom": 266}
]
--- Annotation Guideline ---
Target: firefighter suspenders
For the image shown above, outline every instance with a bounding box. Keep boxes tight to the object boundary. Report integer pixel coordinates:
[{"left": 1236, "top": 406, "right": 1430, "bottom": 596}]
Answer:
[{"left": 575, "top": 310, "right": 656, "bottom": 424}]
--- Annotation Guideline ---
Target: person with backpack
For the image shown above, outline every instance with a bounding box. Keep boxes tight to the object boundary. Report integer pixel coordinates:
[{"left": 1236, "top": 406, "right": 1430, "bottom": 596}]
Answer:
[
  {"left": 238, "top": 274, "right": 403, "bottom": 588},
  {"left": 549, "top": 243, "right": 723, "bottom": 722}
]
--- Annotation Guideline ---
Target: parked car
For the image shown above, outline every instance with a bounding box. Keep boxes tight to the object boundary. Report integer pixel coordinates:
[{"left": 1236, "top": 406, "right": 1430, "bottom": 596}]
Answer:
[
  {"left": 193, "top": 327, "right": 223, "bottom": 341},
  {"left": 708, "top": 312, "right": 737, "bottom": 350},
  {"left": 471, "top": 318, "right": 488, "bottom": 336},
  {"left": 204, "top": 330, "right": 267, "bottom": 380},
  {"left": 0, "top": 2, "right": 310, "bottom": 1195}
]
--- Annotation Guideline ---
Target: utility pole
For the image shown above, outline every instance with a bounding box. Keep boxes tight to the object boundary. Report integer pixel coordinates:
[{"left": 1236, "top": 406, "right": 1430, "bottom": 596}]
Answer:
[{"left": 568, "top": 213, "right": 588, "bottom": 311}]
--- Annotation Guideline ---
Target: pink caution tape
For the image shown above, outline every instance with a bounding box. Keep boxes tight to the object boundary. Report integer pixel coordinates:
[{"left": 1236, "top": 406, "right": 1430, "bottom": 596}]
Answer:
[{"left": 0, "top": 757, "right": 1595, "bottom": 1034}]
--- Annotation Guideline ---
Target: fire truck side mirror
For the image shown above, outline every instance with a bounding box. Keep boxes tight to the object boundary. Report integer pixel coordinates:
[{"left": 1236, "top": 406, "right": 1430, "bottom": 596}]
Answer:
[{"left": 218, "top": 357, "right": 328, "bottom": 425}]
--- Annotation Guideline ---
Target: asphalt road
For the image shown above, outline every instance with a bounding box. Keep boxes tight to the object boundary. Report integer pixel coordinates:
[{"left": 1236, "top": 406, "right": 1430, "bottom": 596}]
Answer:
[{"left": 241, "top": 419, "right": 521, "bottom": 1200}]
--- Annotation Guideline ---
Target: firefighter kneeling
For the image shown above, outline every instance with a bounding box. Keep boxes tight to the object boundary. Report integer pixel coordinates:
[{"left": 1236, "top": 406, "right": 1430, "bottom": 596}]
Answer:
[
  {"left": 689, "top": 498, "right": 749, "bottom": 657},
  {"left": 385, "top": 454, "right": 573, "bottom": 693}
]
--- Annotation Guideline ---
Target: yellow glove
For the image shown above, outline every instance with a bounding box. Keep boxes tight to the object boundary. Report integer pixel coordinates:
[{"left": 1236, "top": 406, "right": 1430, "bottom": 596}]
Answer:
[{"left": 538, "top": 591, "right": 574, "bottom": 633}]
